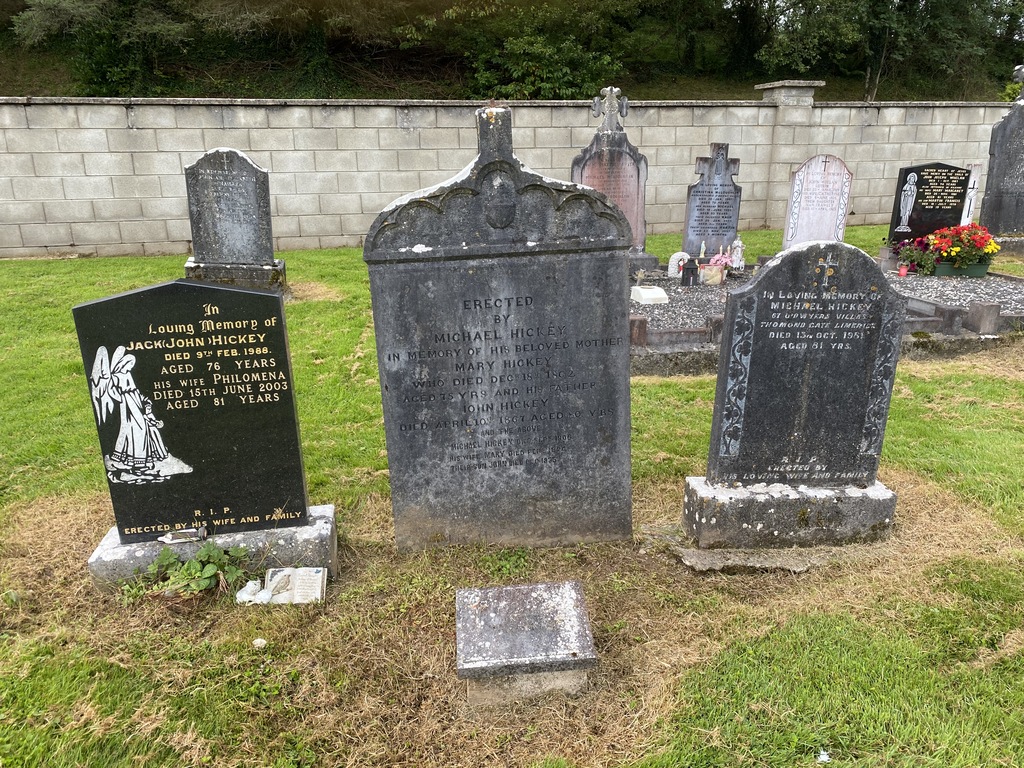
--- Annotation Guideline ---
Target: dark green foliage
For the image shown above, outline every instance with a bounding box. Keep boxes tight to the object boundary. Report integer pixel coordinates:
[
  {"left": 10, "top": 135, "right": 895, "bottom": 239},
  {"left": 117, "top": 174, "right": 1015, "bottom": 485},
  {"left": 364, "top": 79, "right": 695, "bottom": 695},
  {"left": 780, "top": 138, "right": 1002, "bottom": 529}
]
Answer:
[
  {"left": 9, "top": 0, "right": 1024, "bottom": 98},
  {"left": 133, "top": 542, "right": 249, "bottom": 597},
  {"left": 13, "top": 0, "right": 193, "bottom": 95}
]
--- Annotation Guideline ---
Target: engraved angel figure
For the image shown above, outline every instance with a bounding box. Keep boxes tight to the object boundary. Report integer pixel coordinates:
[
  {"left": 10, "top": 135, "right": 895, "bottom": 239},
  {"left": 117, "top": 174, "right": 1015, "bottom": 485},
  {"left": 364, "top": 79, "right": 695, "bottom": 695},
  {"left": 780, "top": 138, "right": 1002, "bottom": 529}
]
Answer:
[{"left": 90, "top": 345, "right": 192, "bottom": 484}]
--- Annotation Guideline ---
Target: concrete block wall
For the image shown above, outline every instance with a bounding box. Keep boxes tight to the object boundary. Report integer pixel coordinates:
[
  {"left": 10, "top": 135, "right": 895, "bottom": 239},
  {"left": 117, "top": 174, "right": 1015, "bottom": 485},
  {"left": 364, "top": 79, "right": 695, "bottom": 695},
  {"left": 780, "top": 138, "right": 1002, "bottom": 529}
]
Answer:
[{"left": 0, "top": 87, "right": 1010, "bottom": 258}]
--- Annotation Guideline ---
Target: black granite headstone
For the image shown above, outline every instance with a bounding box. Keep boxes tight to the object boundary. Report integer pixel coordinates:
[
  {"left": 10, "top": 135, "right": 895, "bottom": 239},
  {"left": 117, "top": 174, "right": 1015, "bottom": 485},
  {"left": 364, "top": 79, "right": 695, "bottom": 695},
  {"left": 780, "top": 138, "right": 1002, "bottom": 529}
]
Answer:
[
  {"left": 685, "top": 242, "right": 906, "bottom": 548},
  {"left": 74, "top": 280, "right": 308, "bottom": 544},
  {"left": 684, "top": 143, "right": 742, "bottom": 256},
  {"left": 185, "top": 148, "right": 285, "bottom": 292},
  {"left": 364, "top": 106, "right": 633, "bottom": 550},
  {"left": 980, "top": 104, "right": 1024, "bottom": 235},
  {"left": 887, "top": 162, "right": 970, "bottom": 243},
  {"left": 571, "top": 86, "right": 656, "bottom": 272}
]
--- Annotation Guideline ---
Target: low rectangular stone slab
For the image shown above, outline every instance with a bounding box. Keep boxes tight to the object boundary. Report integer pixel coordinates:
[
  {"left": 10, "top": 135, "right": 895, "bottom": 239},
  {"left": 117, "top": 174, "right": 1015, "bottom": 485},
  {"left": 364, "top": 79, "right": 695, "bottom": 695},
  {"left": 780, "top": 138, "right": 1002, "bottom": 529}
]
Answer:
[
  {"left": 465, "top": 669, "right": 589, "bottom": 706},
  {"left": 456, "top": 581, "right": 597, "bottom": 679}
]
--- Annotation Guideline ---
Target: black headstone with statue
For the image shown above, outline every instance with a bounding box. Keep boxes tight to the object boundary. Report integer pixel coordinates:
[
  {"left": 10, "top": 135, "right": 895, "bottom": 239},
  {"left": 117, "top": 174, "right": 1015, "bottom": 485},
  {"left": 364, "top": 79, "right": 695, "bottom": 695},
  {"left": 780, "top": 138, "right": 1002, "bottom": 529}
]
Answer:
[
  {"left": 74, "top": 280, "right": 337, "bottom": 590},
  {"left": 887, "top": 162, "right": 970, "bottom": 243},
  {"left": 684, "top": 143, "right": 742, "bottom": 258},
  {"left": 364, "top": 106, "right": 633, "bottom": 551},
  {"left": 571, "top": 86, "right": 657, "bottom": 273},
  {"left": 685, "top": 241, "right": 906, "bottom": 549},
  {"left": 74, "top": 280, "right": 308, "bottom": 543},
  {"left": 184, "top": 148, "right": 287, "bottom": 293},
  {"left": 981, "top": 100, "right": 1024, "bottom": 236}
]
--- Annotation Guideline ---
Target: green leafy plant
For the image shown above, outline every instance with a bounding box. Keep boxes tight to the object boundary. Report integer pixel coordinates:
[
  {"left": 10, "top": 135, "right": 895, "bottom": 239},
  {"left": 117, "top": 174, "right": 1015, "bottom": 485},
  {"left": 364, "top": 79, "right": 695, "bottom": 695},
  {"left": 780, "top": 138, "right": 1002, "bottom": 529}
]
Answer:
[
  {"left": 477, "top": 547, "right": 531, "bottom": 579},
  {"left": 130, "top": 542, "right": 250, "bottom": 598}
]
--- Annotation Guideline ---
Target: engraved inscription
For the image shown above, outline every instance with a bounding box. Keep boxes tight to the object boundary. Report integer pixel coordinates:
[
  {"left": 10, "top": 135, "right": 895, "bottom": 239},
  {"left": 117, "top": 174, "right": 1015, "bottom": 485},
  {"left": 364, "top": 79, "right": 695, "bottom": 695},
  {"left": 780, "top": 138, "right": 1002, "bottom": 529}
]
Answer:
[{"left": 383, "top": 292, "right": 622, "bottom": 473}]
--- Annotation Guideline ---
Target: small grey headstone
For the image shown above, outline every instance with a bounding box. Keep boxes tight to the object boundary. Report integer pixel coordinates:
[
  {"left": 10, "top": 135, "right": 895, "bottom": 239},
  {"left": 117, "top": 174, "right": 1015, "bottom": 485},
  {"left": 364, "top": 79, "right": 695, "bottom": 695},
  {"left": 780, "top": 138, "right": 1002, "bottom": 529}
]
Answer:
[
  {"left": 685, "top": 241, "right": 906, "bottom": 548},
  {"left": 887, "top": 162, "right": 970, "bottom": 242},
  {"left": 364, "top": 107, "right": 633, "bottom": 550},
  {"left": 981, "top": 104, "right": 1024, "bottom": 235},
  {"left": 684, "top": 143, "right": 742, "bottom": 257},
  {"left": 456, "top": 581, "right": 596, "bottom": 703},
  {"left": 185, "top": 148, "right": 285, "bottom": 292},
  {"left": 782, "top": 154, "right": 853, "bottom": 249},
  {"left": 571, "top": 86, "right": 656, "bottom": 272}
]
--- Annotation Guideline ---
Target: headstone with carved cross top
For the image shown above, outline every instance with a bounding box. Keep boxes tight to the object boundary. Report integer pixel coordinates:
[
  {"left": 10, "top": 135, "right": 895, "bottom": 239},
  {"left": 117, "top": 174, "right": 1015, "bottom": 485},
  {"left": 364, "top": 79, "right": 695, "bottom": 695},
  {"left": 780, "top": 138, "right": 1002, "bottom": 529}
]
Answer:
[
  {"left": 684, "top": 241, "right": 906, "bottom": 549},
  {"left": 571, "top": 86, "right": 656, "bottom": 272},
  {"left": 184, "top": 148, "right": 287, "bottom": 293},
  {"left": 364, "top": 106, "right": 633, "bottom": 551},
  {"left": 684, "top": 143, "right": 742, "bottom": 257}
]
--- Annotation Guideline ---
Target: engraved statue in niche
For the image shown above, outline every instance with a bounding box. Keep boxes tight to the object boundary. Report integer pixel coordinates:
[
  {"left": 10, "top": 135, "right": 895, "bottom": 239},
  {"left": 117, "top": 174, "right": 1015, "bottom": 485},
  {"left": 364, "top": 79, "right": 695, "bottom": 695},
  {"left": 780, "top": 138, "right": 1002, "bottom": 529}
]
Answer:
[{"left": 896, "top": 173, "right": 918, "bottom": 231}]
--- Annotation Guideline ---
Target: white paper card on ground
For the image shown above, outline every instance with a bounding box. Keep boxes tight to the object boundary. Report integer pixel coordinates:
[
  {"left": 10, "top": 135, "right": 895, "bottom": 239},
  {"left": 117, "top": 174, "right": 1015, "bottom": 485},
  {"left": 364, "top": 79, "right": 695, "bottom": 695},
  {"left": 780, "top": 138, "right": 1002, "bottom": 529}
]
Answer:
[{"left": 264, "top": 567, "right": 327, "bottom": 604}]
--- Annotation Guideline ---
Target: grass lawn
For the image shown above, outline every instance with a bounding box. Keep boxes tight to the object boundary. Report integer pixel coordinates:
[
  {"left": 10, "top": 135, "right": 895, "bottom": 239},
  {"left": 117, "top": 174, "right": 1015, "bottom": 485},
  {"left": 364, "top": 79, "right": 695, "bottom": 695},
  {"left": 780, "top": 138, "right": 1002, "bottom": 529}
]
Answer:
[{"left": 2, "top": 228, "right": 1024, "bottom": 767}]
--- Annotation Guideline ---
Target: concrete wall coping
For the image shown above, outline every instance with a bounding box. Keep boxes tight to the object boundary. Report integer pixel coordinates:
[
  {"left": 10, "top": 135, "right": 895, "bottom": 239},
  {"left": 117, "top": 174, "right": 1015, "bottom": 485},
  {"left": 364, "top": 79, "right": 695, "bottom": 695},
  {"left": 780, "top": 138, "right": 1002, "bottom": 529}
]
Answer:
[{"left": 0, "top": 95, "right": 1010, "bottom": 109}]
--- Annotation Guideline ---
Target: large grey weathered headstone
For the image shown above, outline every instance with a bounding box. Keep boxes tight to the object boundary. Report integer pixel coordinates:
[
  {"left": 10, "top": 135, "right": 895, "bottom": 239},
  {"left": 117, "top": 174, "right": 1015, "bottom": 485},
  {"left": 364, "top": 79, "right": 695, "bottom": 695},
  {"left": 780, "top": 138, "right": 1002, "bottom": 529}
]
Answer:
[
  {"left": 684, "top": 242, "right": 906, "bottom": 549},
  {"left": 782, "top": 154, "right": 853, "bottom": 249},
  {"left": 184, "top": 148, "right": 286, "bottom": 293},
  {"left": 684, "top": 143, "right": 742, "bottom": 257},
  {"left": 571, "top": 86, "right": 657, "bottom": 272},
  {"left": 887, "top": 162, "right": 970, "bottom": 243},
  {"left": 364, "top": 107, "right": 633, "bottom": 550},
  {"left": 981, "top": 104, "right": 1024, "bottom": 235}
]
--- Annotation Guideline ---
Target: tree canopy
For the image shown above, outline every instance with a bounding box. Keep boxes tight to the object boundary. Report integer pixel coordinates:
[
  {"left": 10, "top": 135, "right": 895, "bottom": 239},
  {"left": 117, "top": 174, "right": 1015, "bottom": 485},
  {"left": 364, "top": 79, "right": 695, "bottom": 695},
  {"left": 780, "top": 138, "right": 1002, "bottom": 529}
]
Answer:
[{"left": 8, "top": 0, "right": 1024, "bottom": 99}]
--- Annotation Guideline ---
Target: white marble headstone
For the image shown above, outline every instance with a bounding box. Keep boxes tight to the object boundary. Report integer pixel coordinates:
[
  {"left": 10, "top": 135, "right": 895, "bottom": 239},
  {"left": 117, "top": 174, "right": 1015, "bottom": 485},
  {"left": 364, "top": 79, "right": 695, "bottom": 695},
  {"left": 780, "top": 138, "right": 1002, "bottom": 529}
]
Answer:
[{"left": 782, "top": 154, "right": 853, "bottom": 249}]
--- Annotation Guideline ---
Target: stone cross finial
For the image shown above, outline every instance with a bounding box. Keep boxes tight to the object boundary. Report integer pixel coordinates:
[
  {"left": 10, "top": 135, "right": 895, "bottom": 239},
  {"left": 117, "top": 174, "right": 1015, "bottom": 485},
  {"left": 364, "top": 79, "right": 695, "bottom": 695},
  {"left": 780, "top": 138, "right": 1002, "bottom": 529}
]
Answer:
[
  {"left": 694, "top": 144, "right": 740, "bottom": 180},
  {"left": 592, "top": 86, "right": 628, "bottom": 132},
  {"left": 476, "top": 107, "right": 515, "bottom": 162}
]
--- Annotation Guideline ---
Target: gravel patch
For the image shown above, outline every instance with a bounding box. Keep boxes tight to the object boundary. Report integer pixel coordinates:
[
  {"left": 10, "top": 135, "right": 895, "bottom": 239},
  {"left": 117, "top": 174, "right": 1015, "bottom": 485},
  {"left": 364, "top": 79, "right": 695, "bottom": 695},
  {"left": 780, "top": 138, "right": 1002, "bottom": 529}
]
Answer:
[
  {"left": 891, "top": 274, "right": 1024, "bottom": 315},
  {"left": 629, "top": 274, "right": 749, "bottom": 329},
  {"left": 631, "top": 272, "right": 1024, "bottom": 330}
]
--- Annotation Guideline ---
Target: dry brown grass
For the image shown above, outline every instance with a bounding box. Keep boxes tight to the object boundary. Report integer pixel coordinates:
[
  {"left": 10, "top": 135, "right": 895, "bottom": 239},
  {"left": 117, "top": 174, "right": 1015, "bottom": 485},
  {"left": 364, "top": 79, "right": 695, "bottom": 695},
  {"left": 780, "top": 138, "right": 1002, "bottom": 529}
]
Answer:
[
  {"left": 288, "top": 281, "right": 346, "bottom": 302},
  {"left": 2, "top": 466, "right": 1021, "bottom": 767},
  {"left": 900, "top": 341, "right": 1024, "bottom": 383}
]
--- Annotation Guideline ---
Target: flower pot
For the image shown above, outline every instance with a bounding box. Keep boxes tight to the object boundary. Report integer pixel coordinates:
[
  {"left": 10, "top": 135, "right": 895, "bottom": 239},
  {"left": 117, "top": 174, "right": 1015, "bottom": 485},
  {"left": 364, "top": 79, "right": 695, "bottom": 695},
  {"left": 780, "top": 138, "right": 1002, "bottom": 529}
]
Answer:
[
  {"left": 898, "top": 265, "right": 909, "bottom": 277},
  {"left": 933, "top": 262, "right": 989, "bottom": 277}
]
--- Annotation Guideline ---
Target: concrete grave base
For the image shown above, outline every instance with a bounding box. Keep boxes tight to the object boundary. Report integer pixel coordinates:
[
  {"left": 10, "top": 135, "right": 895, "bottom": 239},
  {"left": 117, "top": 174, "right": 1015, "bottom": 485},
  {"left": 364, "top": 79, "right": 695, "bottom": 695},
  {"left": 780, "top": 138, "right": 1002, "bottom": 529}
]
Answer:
[
  {"left": 465, "top": 669, "right": 588, "bottom": 706},
  {"left": 87, "top": 504, "right": 337, "bottom": 591},
  {"left": 684, "top": 477, "right": 895, "bottom": 549},
  {"left": 628, "top": 252, "right": 661, "bottom": 274},
  {"left": 184, "top": 257, "right": 287, "bottom": 294}
]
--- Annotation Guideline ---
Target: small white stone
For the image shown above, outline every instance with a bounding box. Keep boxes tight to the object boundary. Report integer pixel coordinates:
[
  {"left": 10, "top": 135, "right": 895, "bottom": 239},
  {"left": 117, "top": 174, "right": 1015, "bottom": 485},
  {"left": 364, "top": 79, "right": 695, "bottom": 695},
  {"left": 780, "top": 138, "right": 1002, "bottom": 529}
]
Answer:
[{"left": 253, "top": 638, "right": 268, "bottom": 649}]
